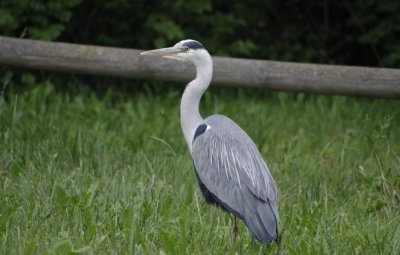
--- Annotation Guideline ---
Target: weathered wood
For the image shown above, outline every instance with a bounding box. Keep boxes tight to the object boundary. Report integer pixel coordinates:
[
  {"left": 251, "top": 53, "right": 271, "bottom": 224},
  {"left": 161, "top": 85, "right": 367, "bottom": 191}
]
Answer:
[{"left": 0, "top": 36, "right": 399, "bottom": 98}]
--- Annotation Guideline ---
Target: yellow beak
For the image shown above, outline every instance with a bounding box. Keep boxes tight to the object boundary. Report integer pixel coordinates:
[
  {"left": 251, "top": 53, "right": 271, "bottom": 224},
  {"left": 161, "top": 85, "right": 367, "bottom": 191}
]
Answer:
[{"left": 141, "top": 47, "right": 186, "bottom": 57}]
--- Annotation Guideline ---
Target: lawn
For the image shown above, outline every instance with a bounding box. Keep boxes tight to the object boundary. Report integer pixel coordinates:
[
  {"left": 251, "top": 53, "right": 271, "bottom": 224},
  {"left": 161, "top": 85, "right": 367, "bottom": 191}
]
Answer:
[{"left": 1, "top": 82, "right": 399, "bottom": 254}]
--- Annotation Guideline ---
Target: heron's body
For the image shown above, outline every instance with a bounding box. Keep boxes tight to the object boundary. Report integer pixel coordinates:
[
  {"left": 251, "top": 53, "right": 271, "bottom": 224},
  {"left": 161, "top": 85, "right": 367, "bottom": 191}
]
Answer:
[
  {"left": 141, "top": 39, "right": 279, "bottom": 245},
  {"left": 193, "top": 115, "right": 279, "bottom": 243}
]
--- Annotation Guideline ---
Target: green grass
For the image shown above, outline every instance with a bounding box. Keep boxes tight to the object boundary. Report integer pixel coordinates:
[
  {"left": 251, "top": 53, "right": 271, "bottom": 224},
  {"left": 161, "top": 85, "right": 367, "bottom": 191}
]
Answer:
[{"left": 1, "top": 82, "right": 399, "bottom": 254}]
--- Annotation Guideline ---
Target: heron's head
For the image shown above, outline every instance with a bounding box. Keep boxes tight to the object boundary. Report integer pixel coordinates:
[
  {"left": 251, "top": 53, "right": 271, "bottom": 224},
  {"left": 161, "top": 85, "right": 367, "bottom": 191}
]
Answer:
[{"left": 141, "top": 39, "right": 209, "bottom": 64}]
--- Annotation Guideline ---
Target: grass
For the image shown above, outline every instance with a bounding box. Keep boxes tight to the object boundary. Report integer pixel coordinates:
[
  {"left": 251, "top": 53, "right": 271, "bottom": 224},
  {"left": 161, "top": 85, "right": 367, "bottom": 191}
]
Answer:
[{"left": 1, "top": 81, "right": 400, "bottom": 254}]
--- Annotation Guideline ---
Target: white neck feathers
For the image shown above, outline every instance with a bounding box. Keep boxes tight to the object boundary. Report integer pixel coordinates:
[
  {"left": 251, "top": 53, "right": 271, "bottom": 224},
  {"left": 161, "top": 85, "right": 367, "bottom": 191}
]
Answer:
[{"left": 180, "top": 50, "right": 213, "bottom": 153}]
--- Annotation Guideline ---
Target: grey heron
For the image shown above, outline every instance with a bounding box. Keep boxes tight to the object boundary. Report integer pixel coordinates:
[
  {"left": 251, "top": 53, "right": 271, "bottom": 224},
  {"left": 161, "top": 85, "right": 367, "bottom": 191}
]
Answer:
[{"left": 141, "top": 39, "right": 279, "bottom": 245}]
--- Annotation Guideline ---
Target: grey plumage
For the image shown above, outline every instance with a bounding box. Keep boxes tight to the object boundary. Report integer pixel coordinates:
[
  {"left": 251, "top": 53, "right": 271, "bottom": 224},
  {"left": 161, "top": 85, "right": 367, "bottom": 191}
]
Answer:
[
  {"left": 141, "top": 39, "right": 280, "bottom": 245},
  {"left": 192, "top": 115, "right": 279, "bottom": 244}
]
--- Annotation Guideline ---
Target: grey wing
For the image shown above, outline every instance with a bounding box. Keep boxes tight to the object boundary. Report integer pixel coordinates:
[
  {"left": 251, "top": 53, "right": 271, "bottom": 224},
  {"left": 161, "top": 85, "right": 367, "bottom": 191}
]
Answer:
[{"left": 192, "top": 115, "right": 279, "bottom": 244}]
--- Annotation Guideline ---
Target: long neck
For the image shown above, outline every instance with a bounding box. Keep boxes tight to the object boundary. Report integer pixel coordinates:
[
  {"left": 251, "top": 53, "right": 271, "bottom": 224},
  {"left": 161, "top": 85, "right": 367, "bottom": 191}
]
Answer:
[{"left": 180, "top": 53, "right": 213, "bottom": 153}]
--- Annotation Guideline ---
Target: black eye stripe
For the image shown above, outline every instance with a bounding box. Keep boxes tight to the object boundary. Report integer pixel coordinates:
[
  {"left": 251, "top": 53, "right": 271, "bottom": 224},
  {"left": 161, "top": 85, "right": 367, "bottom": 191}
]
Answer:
[{"left": 182, "top": 41, "right": 204, "bottom": 50}]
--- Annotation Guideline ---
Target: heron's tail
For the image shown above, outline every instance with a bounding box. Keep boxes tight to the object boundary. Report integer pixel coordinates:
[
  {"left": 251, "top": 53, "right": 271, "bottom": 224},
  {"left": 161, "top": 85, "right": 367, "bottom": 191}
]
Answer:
[{"left": 243, "top": 200, "right": 279, "bottom": 245}]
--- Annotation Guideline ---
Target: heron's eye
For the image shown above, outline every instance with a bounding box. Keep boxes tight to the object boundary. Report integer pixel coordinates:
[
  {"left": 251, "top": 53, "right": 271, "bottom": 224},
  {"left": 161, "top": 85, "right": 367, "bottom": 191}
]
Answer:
[{"left": 184, "top": 46, "right": 190, "bottom": 52}]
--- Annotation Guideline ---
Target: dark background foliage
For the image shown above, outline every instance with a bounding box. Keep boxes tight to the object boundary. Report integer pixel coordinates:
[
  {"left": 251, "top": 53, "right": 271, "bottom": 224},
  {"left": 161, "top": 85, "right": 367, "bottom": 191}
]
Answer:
[{"left": 1, "top": 0, "right": 399, "bottom": 67}]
